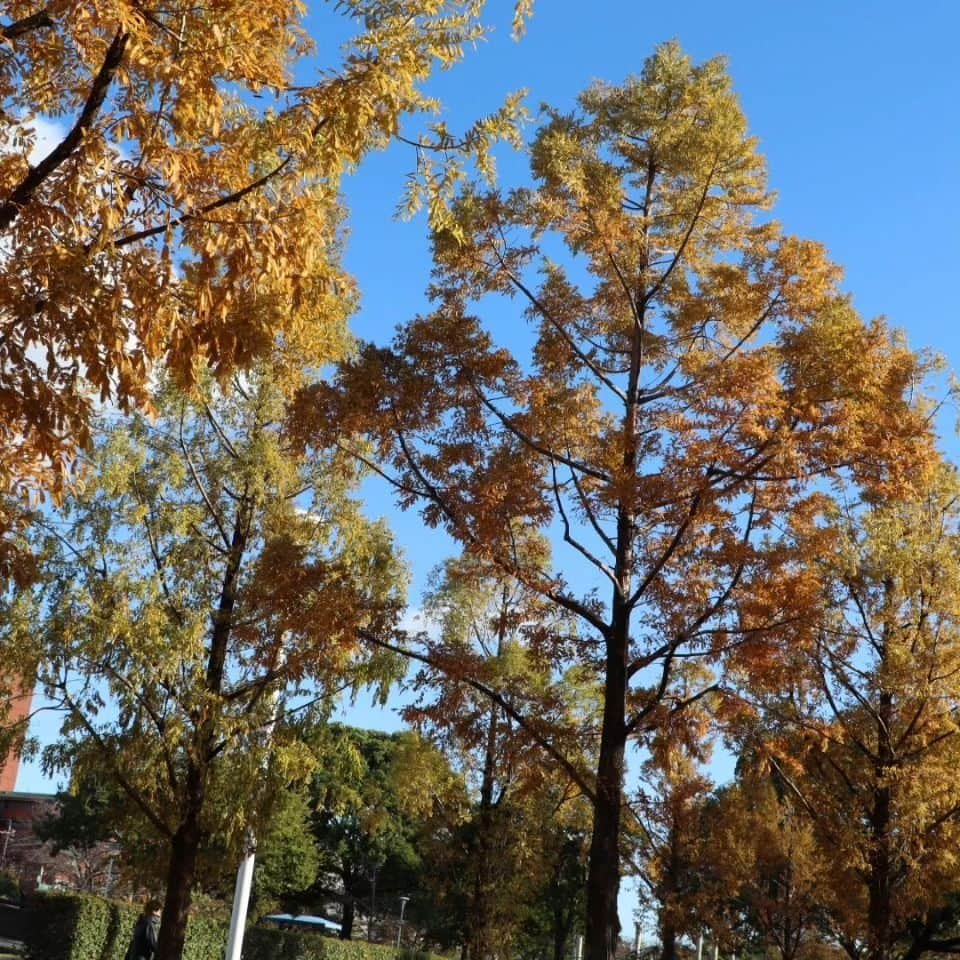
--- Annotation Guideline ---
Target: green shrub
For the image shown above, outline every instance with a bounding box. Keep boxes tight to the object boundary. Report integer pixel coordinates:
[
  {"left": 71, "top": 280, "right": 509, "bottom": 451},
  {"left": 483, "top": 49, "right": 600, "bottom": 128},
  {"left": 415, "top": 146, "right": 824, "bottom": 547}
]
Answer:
[
  {"left": 26, "top": 892, "right": 115, "bottom": 960},
  {"left": 25, "top": 894, "right": 447, "bottom": 960},
  {"left": 182, "top": 909, "right": 230, "bottom": 960},
  {"left": 25, "top": 892, "right": 228, "bottom": 960},
  {"left": 242, "top": 929, "right": 445, "bottom": 960},
  {"left": 244, "top": 927, "right": 321, "bottom": 960},
  {"left": 0, "top": 870, "right": 20, "bottom": 902}
]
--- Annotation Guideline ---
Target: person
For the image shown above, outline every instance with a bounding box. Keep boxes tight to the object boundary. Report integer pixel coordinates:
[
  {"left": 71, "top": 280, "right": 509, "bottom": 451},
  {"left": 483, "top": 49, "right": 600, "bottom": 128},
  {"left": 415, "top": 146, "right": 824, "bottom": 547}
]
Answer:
[{"left": 124, "top": 899, "right": 162, "bottom": 960}]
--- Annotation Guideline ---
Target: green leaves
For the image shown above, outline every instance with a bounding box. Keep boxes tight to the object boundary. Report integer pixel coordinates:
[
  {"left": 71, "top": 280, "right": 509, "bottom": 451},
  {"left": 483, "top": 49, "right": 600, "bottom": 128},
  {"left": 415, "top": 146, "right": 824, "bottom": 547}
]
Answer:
[{"left": 9, "top": 369, "right": 409, "bottom": 951}]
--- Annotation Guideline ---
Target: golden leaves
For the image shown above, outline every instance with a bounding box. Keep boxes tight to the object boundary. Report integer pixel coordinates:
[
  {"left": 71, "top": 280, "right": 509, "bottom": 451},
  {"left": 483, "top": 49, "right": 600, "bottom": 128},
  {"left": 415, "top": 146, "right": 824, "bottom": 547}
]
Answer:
[{"left": 0, "top": 0, "right": 521, "bottom": 526}]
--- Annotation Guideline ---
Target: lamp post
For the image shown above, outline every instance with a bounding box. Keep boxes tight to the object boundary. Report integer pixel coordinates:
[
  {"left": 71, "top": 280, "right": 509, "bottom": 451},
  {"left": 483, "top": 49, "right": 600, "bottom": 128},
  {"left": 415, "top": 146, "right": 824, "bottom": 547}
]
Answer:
[
  {"left": 0, "top": 819, "right": 14, "bottom": 868},
  {"left": 395, "top": 896, "right": 410, "bottom": 949}
]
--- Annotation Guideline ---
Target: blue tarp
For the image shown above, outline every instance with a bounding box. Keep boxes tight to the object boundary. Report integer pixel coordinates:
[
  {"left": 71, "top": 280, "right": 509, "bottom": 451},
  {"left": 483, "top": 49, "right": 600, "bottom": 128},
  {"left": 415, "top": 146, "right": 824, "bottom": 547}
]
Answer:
[{"left": 263, "top": 914, "right": 342, "bottom": 933}]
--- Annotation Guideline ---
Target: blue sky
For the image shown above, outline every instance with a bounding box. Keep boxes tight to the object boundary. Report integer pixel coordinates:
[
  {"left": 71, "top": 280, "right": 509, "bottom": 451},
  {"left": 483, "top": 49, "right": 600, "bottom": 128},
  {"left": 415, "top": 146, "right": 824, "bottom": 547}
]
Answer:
[
  {"left": 343, "top": 0, "right": 960, "bottom": 403},
  {"left": 13, "top": 0, "right": 960, "bottom": 931}
]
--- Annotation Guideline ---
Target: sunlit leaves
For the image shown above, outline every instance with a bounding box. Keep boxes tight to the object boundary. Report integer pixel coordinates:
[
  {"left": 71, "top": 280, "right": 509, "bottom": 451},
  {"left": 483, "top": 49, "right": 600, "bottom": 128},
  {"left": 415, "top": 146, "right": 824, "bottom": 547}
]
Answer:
[
  {"left": 5, "top": 368, "right": 408, "bottom": 920},
  {"left": 0, "top": 0, "right": 529, "bottom": 544},
  {"left": 298, "top": 42, "right": 938, "bottom": 960}
]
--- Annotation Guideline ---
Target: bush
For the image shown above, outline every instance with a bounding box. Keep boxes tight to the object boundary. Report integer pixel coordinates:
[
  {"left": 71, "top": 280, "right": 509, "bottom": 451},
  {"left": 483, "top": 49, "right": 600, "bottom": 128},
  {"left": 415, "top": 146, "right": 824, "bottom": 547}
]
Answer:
[
  {"left": 242, "top": 929, "right": 444, "bottom": 960},
  {"left": 0, "top": 870, "right": 20, "bottom": 903},
  {"left": 24, "top": 893, "right": 446, "bottom": 960},
  {"left": 24, "top": 892, "right": 228, "bottom": 960},
  {"left": 25, "top": 892, "right": 116, "bottom": 960}
]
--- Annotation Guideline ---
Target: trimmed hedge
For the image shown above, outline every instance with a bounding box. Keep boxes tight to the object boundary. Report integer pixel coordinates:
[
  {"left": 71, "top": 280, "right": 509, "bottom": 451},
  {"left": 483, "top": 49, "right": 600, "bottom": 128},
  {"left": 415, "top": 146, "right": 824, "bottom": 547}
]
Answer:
[
  {"left": 25, "top": 892, "right": 228, "bottom": 960},
  {"left": 26, "top": 893, "right": 447, "bottom": 960},
  {"left": 243, "top": 930, "right": 439, "bottom": 960}
]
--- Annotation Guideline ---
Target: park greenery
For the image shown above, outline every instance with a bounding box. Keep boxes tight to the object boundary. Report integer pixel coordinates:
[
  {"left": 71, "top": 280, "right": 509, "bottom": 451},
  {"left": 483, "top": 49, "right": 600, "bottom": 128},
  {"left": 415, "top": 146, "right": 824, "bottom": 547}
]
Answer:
[{"left": 0, "top": 6, "right": 957, "bottom": 960}]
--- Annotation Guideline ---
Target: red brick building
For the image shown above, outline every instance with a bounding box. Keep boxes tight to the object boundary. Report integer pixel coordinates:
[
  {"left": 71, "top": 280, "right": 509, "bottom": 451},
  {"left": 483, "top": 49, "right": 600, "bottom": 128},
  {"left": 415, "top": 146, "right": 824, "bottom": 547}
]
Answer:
[
  {"left": 0, "top": 685, "right": 34, "bottom": 793},
  {"left": 0, "top": 791, "right": 58, "bottom": 894}
]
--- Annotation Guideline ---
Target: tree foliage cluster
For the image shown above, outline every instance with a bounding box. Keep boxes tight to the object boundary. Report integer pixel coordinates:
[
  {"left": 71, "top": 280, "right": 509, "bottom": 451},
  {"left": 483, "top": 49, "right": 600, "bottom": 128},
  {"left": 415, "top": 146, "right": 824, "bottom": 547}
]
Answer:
[
  {"left": 299, "top": 38, "right": 939, "bottom": 960},
  {"left": 2, "top": 12, "right": 958, "bottom": 960}
]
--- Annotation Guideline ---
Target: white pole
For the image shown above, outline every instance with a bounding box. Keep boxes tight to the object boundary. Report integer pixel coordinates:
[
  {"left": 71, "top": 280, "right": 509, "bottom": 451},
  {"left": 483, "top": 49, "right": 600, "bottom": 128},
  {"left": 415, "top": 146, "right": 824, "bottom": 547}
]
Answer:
[
  {"left": 576, "top": 934, "right": 584, "bottom": 960},
  {"left": 713, "top": 941, "right": 719, "bottom": 960},
  {"left": 224, "top": 652, "right": 287, "bottom": 960},
  {"left": 696, "top": 931, "right": 703, "bottom": 960},
  {"left": 224, "top": 844, "right": 256, "bottom": 960}
]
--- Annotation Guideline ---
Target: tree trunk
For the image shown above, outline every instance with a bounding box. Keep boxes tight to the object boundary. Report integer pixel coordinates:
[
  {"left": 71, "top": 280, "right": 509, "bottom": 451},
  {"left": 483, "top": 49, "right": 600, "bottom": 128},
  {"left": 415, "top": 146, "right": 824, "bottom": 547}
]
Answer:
[
  {"left": 867, "top": 784, "right": 892, "bottom": 960},
  {"left": 867, "top": 702, "right": 893, "bottom": 960},
  {"left": 155, "top": 803, "right": 203, "bottom": 960},
  {"left": 659, "top": 818, "right": 681, "bottom": 960},
  {"left": 659, "top": 920, "right": 677, "bottom": 960},
  {"left": 583, "top": 207, "right": 645, "bottom": 960},
  {"left": 341, "top": 896, "right": 355, "bottom": 940},
  {"left": 469, "top": 644, "right": 501, "bottom": 960},
  {"left": 868, "top": 606, "right": 895, "bottom": 960},
  {"left": 553, "top": 906, "right": 569, "bottom": 960},
  {"left": 585, "top": 624, "right": 627, "bottom": 960}
]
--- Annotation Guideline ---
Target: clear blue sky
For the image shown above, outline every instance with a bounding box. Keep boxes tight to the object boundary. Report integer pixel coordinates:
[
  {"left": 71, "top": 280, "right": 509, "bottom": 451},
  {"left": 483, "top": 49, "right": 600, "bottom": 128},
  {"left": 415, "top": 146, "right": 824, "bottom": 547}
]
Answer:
[{"left": 15, "top": 0, "right": 960, "bottom": 932}]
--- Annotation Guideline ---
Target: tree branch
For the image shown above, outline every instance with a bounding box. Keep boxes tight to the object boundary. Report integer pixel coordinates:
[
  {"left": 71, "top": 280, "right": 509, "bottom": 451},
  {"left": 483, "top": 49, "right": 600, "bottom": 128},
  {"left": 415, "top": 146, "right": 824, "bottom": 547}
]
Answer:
[
  {"left": 0, "top": 30, "right": 129, "bottom": 230},
  {"left": 359, "top": 628, "right": 597, "bottom": 803},
  {"left": 2, "top": 7, "right": 53, "bottom": 39}
]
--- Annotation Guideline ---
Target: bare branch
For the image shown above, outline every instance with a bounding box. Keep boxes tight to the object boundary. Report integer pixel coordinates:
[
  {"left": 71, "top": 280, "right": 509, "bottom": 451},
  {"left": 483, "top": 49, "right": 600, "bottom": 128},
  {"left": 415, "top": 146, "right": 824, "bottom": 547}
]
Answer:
[
  {"left": 359, "top": 628, "right": 597, "bottom": 803},
  {"left": 550, "top": 461, "right": 618, "bottom": 589}
]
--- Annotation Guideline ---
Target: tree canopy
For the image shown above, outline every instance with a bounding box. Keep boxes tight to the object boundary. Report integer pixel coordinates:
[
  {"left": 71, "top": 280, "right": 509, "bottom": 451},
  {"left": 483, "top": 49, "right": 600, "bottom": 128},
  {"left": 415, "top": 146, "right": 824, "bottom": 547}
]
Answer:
[
  {"left": 297, "top": 42, "right": 938, "bottom": 960},
  {"left": 740, "top": 464, "right": 960, "bottom": 960},
  {"left": 0, "top": 0, "right": 525, "bottom": 540},
  {"left": 4, "top": 369, "right": 406, "bottom": 960}
]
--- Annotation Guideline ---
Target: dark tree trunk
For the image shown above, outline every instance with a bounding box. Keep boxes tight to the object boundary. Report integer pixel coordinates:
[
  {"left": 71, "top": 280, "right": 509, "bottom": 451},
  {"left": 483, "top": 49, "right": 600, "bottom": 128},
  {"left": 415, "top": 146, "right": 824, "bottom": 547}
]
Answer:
[
  {"left": 341, "top": 896, "right": 355, "bottom": 940},
  {"left": 659, "top": 819, "right": 681, "bottom": 960},
  {"left": 868, "top": 598, "right": 895, "bottom": 960},
  {"left": 583, "top": 208, "right": 646, "bottom": 960},
  {"left": 553, "top": 909, "right": 570, "bottom": 960},
  {"left": 552, "top": 877, "right": 576, "bottom": 960},
  {"left": 155, "top": 789, "right": 204, "bottom": 960},
  {"left": 468, "top": 627, "right": 503, "bottom": 960},
  {"left": 584, "top": 617, "right": 627, "bottom": 960},
  {"left": 867, "top": 691, "right": 894, "bottom": 960},
  {"left": 154, "top": 499, "right": 250, "bottom": 960},
  {"left": 659, "top": 921, "right": 677, "bottom": 960}
]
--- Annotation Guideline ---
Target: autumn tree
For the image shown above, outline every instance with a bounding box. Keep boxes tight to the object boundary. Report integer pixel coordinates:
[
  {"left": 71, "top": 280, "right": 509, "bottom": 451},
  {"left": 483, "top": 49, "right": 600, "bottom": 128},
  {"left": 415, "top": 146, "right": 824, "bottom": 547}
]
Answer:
[
  {"left": 746, "top": 464, "right": 960, "bottom": 960},
  {"left": 297, "top": 42, "right": 937, "bottom": 960},
  {"left": 374, "top": 548, "right": 591, "bottom": 959},
  {"left": 305, "top": 725, "right": 428, "bottom": 940},
  {"left": 633, "top": 686, "right": 716, "bottom": 960},
  {"left": 406, "top": 547, "right": 589, "bottom": 960},
  {"left": 0, "top": 368, "right": 406, "bottom": 960},
  {"left": 411, "top": 759, "right": 590, "bottom": 960},
  {"left": 699, "top": 772, "right": 829, "bottom": 960},
  {"left": 515, "top": 819, "right": 589, "bottom": 960}
]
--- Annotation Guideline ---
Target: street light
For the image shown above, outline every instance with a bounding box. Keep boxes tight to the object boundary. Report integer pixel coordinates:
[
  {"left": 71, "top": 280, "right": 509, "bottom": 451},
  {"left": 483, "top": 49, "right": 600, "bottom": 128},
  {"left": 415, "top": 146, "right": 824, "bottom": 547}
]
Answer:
[
  {"left": 0, "top": 819, "right": 14, "bottom": 868},
  {"left": 396, "top": 896, "right": 410, "bottom": 949}
]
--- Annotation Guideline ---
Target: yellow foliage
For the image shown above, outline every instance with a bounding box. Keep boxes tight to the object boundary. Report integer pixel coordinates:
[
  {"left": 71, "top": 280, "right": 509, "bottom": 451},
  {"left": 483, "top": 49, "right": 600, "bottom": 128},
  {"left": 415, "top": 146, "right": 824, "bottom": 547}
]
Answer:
[{"left": 0, "top": 0, "right": 528, "bottom": 556}]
